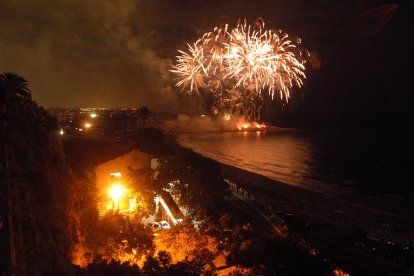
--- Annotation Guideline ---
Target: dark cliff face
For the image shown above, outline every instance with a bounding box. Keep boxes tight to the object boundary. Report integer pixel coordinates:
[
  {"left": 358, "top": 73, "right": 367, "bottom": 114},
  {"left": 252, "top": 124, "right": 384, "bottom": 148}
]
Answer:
[{"left": 3, "top": 93, "right": 75, "bottom": 274}]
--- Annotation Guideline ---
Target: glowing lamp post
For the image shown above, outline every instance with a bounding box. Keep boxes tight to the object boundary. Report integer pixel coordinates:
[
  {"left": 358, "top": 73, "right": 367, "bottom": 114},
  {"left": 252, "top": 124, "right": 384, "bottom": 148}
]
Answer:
[{"left": 109, "top": 185, "right": 124, "bottom": 210}]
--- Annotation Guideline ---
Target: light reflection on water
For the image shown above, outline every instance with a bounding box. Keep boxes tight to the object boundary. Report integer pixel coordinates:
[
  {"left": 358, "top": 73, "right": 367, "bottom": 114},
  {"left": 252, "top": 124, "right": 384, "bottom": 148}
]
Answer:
[{"left": 178, "top": 131, "right": 345, "bottom": 193}]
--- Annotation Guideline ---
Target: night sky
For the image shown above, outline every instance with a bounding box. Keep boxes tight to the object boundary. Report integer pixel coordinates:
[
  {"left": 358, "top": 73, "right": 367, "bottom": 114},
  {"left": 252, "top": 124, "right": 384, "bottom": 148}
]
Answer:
[{"left": 0, "top": 0, "right": 412, "bottom": 117}]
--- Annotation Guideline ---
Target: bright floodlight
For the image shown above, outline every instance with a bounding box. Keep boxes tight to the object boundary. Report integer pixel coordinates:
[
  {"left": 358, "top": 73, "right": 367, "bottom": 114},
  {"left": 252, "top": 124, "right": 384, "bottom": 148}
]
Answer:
[
  {"left": 110, "top": 185, "right": 124, "bottom": 200},
  {"left": 109, "top": 185, "right": 124, "bottom": 210},
  {"left": 84, "top": 122, "right": 92, "bottom": 129},
  {"left": 90, "top": 113, "right": 97, "bottom": 118}
]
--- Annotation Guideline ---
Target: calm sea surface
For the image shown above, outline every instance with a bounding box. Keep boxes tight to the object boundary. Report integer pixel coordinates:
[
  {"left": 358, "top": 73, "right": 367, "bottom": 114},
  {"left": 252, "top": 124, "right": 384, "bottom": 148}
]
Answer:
[{"left": 177, "top": 130, "right": 412, "bottom": 195}]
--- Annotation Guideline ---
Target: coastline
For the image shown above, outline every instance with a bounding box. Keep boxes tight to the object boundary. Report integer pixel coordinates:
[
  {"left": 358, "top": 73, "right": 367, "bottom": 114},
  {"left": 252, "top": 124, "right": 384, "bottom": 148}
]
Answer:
[
  {"left": 172, "top": 125, "right": 300, "bottom": 135},
  {"left": 219, "top": 161, "right": 414, "bottom": 244},
  {"left": 175, "top": 137, "right": 414, "bottom": 274}
]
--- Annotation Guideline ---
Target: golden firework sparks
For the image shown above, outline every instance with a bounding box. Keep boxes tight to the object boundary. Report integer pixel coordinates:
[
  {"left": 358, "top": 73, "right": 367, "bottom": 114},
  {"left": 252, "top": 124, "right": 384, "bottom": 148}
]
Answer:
[
  {"left": 171, "top": 18, "right": 307, "bottom": 116},
  {"left": 223, "top": 22, "right": 306, "bottom": 99}
]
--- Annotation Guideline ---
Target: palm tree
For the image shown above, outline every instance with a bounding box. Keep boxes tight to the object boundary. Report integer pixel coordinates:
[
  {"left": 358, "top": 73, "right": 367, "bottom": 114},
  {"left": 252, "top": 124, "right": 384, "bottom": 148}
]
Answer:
[
  {"left": 136, "top": 106, "right": 154, "bottom": 128},
  {"left": 0, "top": 72, "right": 32, "bottom": 108},
  {"left": 0, "top": 73, "right": 32, "bottom": 266}
]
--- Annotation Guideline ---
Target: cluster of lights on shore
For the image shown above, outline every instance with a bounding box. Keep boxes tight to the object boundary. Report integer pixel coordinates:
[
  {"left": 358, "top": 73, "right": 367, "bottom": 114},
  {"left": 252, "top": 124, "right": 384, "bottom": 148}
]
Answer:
[
  {"left": 171, "top": 18, "right": 307, "bottom": 117},
  {"left": 222, "top": 112, "right": 265, "bottom": 130},
  {"left": 238, "top": 122, "right": 265, "bottom": 130},
  {"left": 81, "top": 113, "right": 97, "bottom": 131},
  {"left": 59, "top": 112, "right": 97, "bottom": 135}
]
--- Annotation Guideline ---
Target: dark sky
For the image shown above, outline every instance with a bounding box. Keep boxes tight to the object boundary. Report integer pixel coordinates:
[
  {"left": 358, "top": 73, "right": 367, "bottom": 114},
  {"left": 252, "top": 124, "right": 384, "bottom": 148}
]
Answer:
[{"left": 0, "top": 0, "right": 412, "bottom": 111}]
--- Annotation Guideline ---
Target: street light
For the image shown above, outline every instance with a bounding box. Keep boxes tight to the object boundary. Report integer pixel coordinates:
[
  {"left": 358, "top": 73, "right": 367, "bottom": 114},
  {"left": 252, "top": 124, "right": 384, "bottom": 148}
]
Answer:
[{"left": 109, "top": 185, "right": 124, "bottom": 210}]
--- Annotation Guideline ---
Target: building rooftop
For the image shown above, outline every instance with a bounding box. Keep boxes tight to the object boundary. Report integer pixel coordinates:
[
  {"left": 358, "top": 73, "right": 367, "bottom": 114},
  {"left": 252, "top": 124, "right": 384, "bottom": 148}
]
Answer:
[{"left": 63, "top": 136, "right": 131, "bottom": 168}]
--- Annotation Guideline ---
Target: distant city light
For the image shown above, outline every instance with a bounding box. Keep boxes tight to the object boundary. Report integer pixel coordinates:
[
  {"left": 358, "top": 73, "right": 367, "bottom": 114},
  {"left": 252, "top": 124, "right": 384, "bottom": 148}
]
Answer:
[
  {"left": 84, "top": 122, "right": 92, "bottom": 129},
  {"left": 90, "top": 113, "right": 97, "bottom": 118},
  {"left": 59, "top": 129, "right": 64, "bottom": 135}
]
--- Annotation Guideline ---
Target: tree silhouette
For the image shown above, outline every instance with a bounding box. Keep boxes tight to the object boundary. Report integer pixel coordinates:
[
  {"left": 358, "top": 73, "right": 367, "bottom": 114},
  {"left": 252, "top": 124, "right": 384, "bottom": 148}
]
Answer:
[
  {"left": 0, "top": 72, "right": 31, "bottom": 108},
  {"left": 0, "top": 73, "right": 72, "bottom": 274},
  {"left": 136, "top": 106, "right": 154, "bottom": 128}
]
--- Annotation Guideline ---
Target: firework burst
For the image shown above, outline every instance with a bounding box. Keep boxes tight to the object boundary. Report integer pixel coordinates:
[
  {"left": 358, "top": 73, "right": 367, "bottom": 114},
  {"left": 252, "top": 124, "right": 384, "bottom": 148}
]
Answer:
[
  {"left": 223, "top": 22, "right": 306, "bottom": 99},
  {"left": 171, "top": 18, "right": 307, "bottom": 118}
]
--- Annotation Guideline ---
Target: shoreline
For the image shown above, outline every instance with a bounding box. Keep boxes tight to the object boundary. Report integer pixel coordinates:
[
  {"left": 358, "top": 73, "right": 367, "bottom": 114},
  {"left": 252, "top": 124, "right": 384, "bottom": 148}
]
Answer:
[
  {"left": 217, "top": 155, "right": 414, "bottom": 274},
  {"left": 169, "top": 125, "right": 300, "bottom": 135},
  {"left": 176, "top": 135, "right": 414, "bottom": 244},
  {"left": 177, "top": 132, "right": 413, "bottom": 206},
  {"left": 218, "top": 160, "right": 414, "bottom": 242},
  {"left": 174, "top": 137, "right": 414, "bottom": 274}
]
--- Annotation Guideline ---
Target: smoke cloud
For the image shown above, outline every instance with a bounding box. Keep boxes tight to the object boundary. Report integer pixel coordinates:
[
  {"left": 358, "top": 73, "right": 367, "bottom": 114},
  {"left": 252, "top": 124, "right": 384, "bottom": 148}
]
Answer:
[
  {"left": 0, "top": 0, "right": 375, "bottom": 111},
  {"left": 0, "top": 0, "right": 178, "bottom": 109},
  {"left": 161, "top": 114, "right": 260, "bottom": 133}
]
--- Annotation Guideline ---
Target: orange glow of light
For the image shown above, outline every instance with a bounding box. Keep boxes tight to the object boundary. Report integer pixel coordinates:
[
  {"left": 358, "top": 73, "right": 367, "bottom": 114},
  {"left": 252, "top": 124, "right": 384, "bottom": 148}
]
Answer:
[
  {"left": 110, "top": 185, "right": 124, "bottom": 200},
  {"left": 309, "top": 248, "right": 317, "bottom": 256},
  {"left": 109, "top": 185, "right": 125, "bottom": 210},
  {"left": 237, "top": 122, "right": 267, "bottom": 130},
  {"left": 333, "top": 268, "right": 350, "bottom": 276},
  {"left": 110, "top": 172, "right": 122, "bottom": 178},
  {"left": 84, "top": 122, "right": 92, "bottom": 129},
  {"left": 255, "top": 123, "right": 266, "bottom": 128}
]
